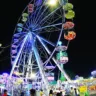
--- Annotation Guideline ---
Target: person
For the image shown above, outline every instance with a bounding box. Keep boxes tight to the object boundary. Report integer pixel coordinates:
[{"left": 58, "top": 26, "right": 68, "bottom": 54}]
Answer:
[
  {"left": 40, "top": 89, "right": 43, "bottom": 96},
  {"left": 20, "top": 91, "right": 25, "bottom": 96},
  {"left": 2, "top": 89, "right": 8, "bottom": 96},
  {"left": 56, "top": 92, "right": 62, "bottom": 96},
  {"left": 30, "top": 89, "right": 36, "bottom": 96},
  {"left": 56, "top": 88, "right": 62, "bottom": 96},
  {"left": 62, "top": 89, "right": 66, "bottom": 96},
  {"left": 70, "top": 87, "right": 74, "bottom": 96},
  {"left": 49, "top": 90, "right": 53, "bottom": 96},
  {"left": 74, "top": 88, "right": 80, "bottom": 96}
]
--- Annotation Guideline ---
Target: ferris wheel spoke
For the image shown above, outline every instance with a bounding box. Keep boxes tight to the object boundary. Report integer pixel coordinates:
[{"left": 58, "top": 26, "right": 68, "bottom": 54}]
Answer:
[
  {"left": 32, "top": 58, "right": 37, "bottom": 65},
  {"left": 32, "top": 0, "right": 47, "bottom": 24},
  {"left": 30, "top": 8, "right": 39, "bottom": 24},
  {"left": 37, "top": 6, "right": 61, "bottom": 26},
  {"left": 34, "top": 6, "right": 49, "bottom": 26},
  {"left": 36, "top": 35, "right": 51, "bottom": 55},
  {"left": 33, "top": 23, "right": 62, "bottom": 32},
  {"left": 10, "top": 34, "right": 29, "bottom": 77},
  {"left": 20, "top": 26, "right": 30, "bottom": 31},
  {"left": 40, "top": 13, "right": 62, "bottom": 28},
  {"left": 29, "top": 12, "right": 37, "bottom": 28},
  {"left": 40, "top": 36, "right": 55, "bottom": 47},
  {"left": 37, "top": 27, "right": 61, "bottom": 34},
  {"left": 34, "top": 7, "right": 62, "bottom": 32},
  {"left": 27, "top": 15, "right": 32, "bottom": 29},
  {"left": 23, "top": 21, "right": 30, "bottom": 29},
  {"left": 24, "top": 15, "right": 32, "bottom": 29},
  {"left": 38, "top": 28, "right": 61, "bottom": 33},
  {"left": 12, "top": 34, "right": 26, "bottom": 47},
  {"left": 36, "top": 36, "right": 71, "bottom": 81},
  {"left": 30, "top": 0, "right": 44, "bottom": 24},
  {"left": 31, "top": 35, "right": 49, "bottom": 90},
  {"left": 37, "top": 41, "right": 50, "bottom": 66},
  {"left": 20, "top": 0, "right": 34, "bottom": 29},
  {"left": 15, "top": 39, "right": 26, "bottom": 48},
  {"left": 17, "top": 52, "right": 23, "bottom": 68},
  {"left": 33, "top": 32, "right": 55, "bottom": 47},
  {"left": 32, "top": 67, "right": 39, "bottom": 69}
]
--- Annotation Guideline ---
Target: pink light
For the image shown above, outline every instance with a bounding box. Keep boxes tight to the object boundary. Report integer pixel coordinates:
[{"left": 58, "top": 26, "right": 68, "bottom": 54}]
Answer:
[
  {"left": 12, "top": 44, "right": 17, "bottom": 48},
  {"left": 12, "top": 50, "right": 17, "bottom": 54},
  {"left": 28, "top": 4, "right": 34, "bottom": 13},
  {"left": 47, "top": 76, "right": 54, "bottom": 81},
  {"left": 57, "top": 57, "right": 69, "bottom": 64}
]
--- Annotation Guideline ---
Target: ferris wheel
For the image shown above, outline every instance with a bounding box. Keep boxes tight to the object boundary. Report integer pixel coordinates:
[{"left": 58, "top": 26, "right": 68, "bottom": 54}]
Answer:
[{"left": 10, "top": 0, "right": 76, "bottom": 89}]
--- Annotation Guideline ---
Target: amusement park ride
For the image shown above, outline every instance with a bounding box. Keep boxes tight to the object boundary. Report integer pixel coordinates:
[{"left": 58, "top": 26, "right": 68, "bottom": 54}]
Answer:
[
  {"left": 1, "top": 1, "right": 96, "bottom": 95},
  {"left": 9, "top": 0, "right": 76, "bottom": 91}
]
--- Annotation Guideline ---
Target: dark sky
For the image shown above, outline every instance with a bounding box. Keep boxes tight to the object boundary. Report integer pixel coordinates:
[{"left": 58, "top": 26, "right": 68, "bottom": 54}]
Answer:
[{"left": 0, "top": 0, "right": 96, "bottom": 77}]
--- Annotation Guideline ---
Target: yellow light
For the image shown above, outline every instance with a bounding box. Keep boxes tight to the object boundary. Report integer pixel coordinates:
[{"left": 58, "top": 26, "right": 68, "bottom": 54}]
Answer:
[
  {"left": 48, "top": 0, "right": 57, "bottom": 6},
  {"left": 0, "top": 43, "right": 2, "bottom": 47}
]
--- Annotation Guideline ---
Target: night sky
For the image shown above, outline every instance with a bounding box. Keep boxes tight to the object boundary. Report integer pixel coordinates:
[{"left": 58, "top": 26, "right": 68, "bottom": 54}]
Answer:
[{"left": 0, "top": 0, "right": 96, "bottom": 78}]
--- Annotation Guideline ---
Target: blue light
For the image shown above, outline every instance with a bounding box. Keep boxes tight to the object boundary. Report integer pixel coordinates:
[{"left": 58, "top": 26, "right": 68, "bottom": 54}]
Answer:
[{"left": 58, "top": 41, "right": 62, "bottom": 46}]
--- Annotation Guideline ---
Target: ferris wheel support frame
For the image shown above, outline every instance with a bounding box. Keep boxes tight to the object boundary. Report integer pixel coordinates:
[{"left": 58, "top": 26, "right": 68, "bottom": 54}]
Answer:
[
  {"left": 36, "top": 35, "right": 71, "bottom": 81},
  {"left": 31, "top": 33, "right": 49, "bottom": 91},
  {"left": 10, "top": 34, "right": 29, "bottom": 78},
  {"left": 26, "top": 51, "right": 33, "bottom": 78}
]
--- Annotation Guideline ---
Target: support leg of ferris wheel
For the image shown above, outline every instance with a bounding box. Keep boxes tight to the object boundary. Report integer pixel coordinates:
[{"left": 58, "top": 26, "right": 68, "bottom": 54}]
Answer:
[
  {"left": 23, "top": 54, "right": 26, "bottom": 77},
  {"left": 31, "top": 34, "right": 49, "bottom": 93},
  {"left": 52, "top": 57, "right": 71, "bottom": 82},
  {"left": 10, "top": 34, "right": 28, "bottom": 78},
  {"left": 26, "top": 51, "right": 33, "bottom": 79},
  {"left": 36, "top": 36, "right": 71, "bottom": 82}
]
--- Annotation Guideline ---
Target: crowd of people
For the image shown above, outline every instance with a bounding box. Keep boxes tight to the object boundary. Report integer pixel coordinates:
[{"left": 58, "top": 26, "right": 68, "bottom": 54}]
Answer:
[
  {"left": 0, "top": 86, "right": 80, "bottom": 96},
  {"left": 49, "top": 87, "right": 80, "bottom": 96},
  {"left": 29, "top": 87, "right": 80, "bottom": 96}
]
